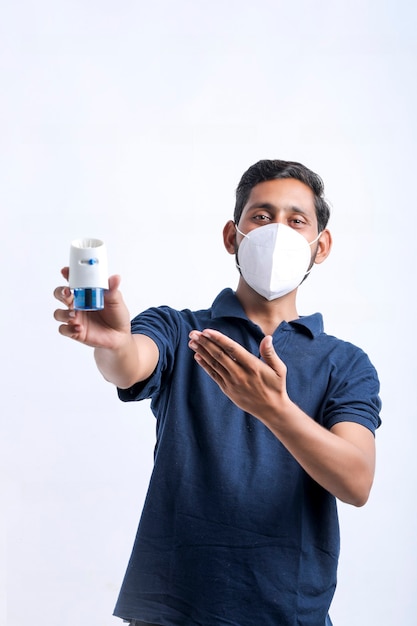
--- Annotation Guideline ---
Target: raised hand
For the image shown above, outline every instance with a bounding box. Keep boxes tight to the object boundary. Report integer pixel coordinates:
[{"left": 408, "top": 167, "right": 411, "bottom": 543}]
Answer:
[
  {"left": 53, "top": 267, "right": 132, "bottom": 350},
  {"left": 188, "top": 328, "right": 291, "bottom": 420}
]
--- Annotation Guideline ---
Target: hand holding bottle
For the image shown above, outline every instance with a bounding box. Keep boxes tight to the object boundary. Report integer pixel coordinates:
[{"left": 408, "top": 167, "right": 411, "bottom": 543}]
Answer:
[{"left": 53, "top": 267, "right": 132, "bottom": 350}]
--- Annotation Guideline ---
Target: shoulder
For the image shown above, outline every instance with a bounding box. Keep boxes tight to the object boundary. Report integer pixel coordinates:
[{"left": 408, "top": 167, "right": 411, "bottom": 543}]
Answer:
[
  {"left": 131, "top": 303, "right": 213, "bottom": 332},
  {"left": 130, "top": 289, "right": 237, "bottom": 334},
  {"left": 296, "top": 313, "right": 378, "bottom": 370},
  {"left": 320, "top": 329, "right": 377, "bottom": 372}
]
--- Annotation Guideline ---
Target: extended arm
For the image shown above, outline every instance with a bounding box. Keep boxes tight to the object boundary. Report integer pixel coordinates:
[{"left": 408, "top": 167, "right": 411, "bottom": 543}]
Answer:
[{"left": 188, "top": 329, "right": 375, "bottom": 507}]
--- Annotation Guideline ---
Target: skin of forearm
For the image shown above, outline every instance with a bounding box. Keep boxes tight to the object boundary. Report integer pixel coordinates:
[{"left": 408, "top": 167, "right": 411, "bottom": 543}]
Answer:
[
  {"left": 94, "top": 334, "right": 141, "bottom": 389},
  {"left": 257, "top": 400, "right": 375, "bottom": 507}
]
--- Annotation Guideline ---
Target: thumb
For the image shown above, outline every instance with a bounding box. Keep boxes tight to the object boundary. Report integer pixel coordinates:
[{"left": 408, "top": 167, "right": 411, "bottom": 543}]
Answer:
[
  {"left": 259, "top": 335, "right": 286, "bottom": 375},
  {"left": 104, "top": 274, "right": 123, "bottom": 306},
  {"left": 108, "top": 274, "right": 121, "bottom": 292}
]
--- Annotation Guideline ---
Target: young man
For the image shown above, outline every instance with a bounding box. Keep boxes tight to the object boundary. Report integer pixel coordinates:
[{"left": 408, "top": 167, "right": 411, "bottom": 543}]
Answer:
[{"left": 54, "top": 160, "right": 381, "bottom": 626}]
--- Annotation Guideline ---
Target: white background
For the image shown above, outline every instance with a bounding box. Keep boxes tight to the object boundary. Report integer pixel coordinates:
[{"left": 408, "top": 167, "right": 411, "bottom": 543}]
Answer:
[{"left": 1, "top": 1, "right": 416, "bottom": 625}]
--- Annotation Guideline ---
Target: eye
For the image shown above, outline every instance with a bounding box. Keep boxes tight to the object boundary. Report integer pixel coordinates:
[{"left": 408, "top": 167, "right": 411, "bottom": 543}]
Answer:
[
  {"left": 289, "top": 217, "right": 307, "bottom": 227},
  {"left": 253, "top": 213, "right": 272, "bottom": 222}
]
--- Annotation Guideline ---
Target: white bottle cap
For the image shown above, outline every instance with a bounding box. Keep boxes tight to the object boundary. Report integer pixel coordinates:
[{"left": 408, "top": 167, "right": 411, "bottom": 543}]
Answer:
[{"left": 69, "top": 238, "right": 109, "bottom": 289}]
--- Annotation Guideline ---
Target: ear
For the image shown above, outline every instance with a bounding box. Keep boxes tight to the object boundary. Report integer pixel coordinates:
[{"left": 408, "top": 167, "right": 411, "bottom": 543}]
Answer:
[
  {"left": 314, "top": 229, "right": 332, "bottom": 265},
  {"left": 223, "top": 220, "right": 237, "bottom": 255}
]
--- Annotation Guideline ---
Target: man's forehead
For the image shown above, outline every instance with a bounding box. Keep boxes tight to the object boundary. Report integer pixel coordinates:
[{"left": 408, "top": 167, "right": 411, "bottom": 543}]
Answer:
[{"left": 245, "top": 178, "right": 315, "bottom": 208}]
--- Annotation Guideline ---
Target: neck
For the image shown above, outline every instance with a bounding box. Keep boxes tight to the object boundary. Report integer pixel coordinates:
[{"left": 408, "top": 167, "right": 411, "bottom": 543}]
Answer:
[{"left": 235, "top": 278, "right": 299, "bottom": 336}]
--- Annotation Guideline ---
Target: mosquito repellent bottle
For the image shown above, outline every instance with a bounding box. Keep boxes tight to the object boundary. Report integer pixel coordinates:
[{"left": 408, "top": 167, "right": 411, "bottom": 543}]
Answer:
[{"left": 69, "top": 238, "right": 109, "bottom": 310}]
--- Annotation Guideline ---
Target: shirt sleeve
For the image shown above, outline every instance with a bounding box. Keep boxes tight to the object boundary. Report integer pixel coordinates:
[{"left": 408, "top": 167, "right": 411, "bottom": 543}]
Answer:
[
  {"left": 117, "top": 306, "right": 180, "bottom": 403},
  {"left": 322, "top": 347, "right": 382, "bottom": 434}
]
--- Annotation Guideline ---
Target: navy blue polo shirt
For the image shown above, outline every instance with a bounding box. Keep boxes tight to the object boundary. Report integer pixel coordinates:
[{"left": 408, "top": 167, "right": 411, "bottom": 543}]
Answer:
[{"left": 114, "top": 288, "right": 381, "bottom": 626}]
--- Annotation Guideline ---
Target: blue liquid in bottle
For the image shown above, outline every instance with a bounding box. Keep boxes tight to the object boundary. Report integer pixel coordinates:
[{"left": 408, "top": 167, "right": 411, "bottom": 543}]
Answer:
[{"left": 73, "top": 288, "right": 105, "bottom": 311}]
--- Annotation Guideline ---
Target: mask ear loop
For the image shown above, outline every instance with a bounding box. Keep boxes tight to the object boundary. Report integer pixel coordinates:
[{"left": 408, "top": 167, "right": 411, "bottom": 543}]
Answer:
[
  {"left": 235, "top": 224, "right": 248, "bottom": 238},
  {"left": 234, "top": 224, "right": 247, "bottom": 272},
  {"left": 304, "top": 231, "right": 323, "bottom": 277},
  {"left": 309, "top": 231, "right": 322, "bottom": 246}
]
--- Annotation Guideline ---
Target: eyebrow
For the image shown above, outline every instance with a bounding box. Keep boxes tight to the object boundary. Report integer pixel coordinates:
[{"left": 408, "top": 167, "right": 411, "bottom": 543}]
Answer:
[{"left": 247, "top": 202, "right": 312, "bottom": 217}]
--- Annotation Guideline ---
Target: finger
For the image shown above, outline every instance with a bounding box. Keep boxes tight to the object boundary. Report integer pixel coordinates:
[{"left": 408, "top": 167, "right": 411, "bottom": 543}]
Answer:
[
  {"left": 259, "top": 335, "right": 287, "bottom": 378},
  {"left": 192, "top": 339, "right": 229, "bottom": 372},
  {"left": 259, "top": 335, "right": 275, "bottom": 360},
  {"left": 61, "top": 266, "right": 69, "bottom": 280},
  {"left": 259, "top": 335, "right": 286, "bottom": 376},
  {"left": 188, "top": 331, "right": 227, "bottom": 364},
  {"left": 53, "top": 307, "right": 78, "bottom": 323},
  {"left": 189, "top": 335, "right": 239, "bottom": 386},
  {"left": 193, "top": 350, "right": 229, "bottom": 390},
  {"left": 57, "top": 321, "right": 83, "bottom": 341},
  {"left": 191, "top": 329, "right": 242, "bottom": 364},
  {"left": 104, "top": 275, "right": 122, "bottom": 304},
  {"left": 53, "top": 285, "right": 74, "bottom": 306},
  {"left": 107, "top": 274, "right": 121, "bottom": 291}
]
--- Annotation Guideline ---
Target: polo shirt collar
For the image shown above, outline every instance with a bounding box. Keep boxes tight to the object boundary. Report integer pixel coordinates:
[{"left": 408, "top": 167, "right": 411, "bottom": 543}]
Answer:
[
  {"left": 210, "top": 288, "right": 323, "bottom": 339},
  {"left": 289, "top": 315, "right": 323, "bottom": 339}
]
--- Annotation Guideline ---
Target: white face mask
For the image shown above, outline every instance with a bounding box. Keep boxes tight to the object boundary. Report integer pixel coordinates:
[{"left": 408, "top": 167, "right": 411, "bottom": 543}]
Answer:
[{"left": 235, "top": 223, "right": 321, "bottom": 301}]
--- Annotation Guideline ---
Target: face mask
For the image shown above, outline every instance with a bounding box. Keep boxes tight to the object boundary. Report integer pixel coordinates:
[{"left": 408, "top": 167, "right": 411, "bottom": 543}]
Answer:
[{"left": 235, "top": 223, "right": 321, "bottom": 301}]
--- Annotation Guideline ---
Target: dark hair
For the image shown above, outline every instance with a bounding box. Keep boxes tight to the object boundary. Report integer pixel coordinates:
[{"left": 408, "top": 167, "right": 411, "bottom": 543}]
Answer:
[{"left": 234, "top": 159, "right": 331, "bottom": 232}]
